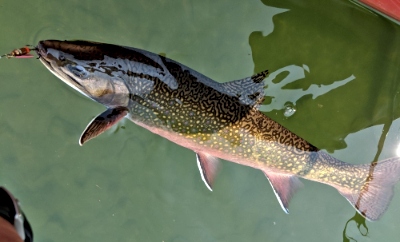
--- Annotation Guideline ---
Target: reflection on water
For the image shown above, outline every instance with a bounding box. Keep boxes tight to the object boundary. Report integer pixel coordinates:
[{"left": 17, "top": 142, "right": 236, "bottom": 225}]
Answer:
[
  {"left": 283, "top": 102, "right": 296, "bottom": 117},
  {"left": 259, "top": 64, "right": 355, "bottom": 112},
  {"left": 343, "top": 212, "right": 368, "bottom": 242},
  {"left": 1, "top": 0, "right": 400, "bottom": 241},
  {"left": 252, "top": 0, "right": 400, "bottom": 241},
  {"left": 252, "top": 0, "right": 400, "bottom": 153},
  {"left": 334, "top": 117, "right": 400, "bottom": 240},
  {"left": 396, "top": 143, "right": 400, "bottom": 157}
]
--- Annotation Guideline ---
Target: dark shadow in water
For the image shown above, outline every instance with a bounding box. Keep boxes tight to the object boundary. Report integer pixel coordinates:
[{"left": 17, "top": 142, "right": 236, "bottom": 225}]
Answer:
[
  {"left": 249, "top": 0, "right": 400, "bottom": 240},
  {"left": 342, "top": 116, "right": 394, "bottom": 241},
  {"left": 342, "top": 212, "right": 368, "bottom": 242},
  {"left": 250, "top": 0, "right": 400, "bottom": 152}
]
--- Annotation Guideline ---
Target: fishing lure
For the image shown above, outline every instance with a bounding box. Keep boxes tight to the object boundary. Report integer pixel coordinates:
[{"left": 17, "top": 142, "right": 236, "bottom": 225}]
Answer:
[{"left": 0, "top": 46, "right": 35, "bottom": 59}]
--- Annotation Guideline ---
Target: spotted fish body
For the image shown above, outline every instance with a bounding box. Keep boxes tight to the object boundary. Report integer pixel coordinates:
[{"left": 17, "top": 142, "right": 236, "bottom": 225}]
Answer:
[{"left": 36, "top": 40, "right": 400, "bottom": 221}]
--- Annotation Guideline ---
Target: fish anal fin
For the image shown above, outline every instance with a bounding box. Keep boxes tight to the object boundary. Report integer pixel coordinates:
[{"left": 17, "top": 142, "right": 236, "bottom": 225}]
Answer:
[
  {"left": 221, "top": 69, "right": 268, "bottom": 106},
  {"left": 263, "top": 171, "right": 303, "bottom": 214},
  {"left": 79, "top": 106, "right": 129, "bottom": 146},
  {"left": 196, "top": 152, "right": 221, "bottom": 191}
]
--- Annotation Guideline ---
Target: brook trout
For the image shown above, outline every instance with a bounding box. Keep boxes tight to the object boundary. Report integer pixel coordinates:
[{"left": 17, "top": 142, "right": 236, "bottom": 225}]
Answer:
[{"left": 36, "top": 40, "right": 400, "bottom": 221}]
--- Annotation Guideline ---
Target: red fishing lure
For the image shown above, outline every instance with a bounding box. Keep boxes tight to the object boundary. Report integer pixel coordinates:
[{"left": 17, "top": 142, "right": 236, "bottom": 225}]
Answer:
[{"left": 1, "top": 46, "right": 34, "bottom": 59}]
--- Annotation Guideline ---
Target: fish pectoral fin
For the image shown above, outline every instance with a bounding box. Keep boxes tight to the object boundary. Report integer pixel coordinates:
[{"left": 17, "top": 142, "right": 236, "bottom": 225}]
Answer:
[
  {"left": 79, "top": 106, "right": 129, "bottom": 146},
  {"left": 196, "top": 152, "right": 221, "bottom": 192},
  {"left": 263, "top": 171, "right": 303, "bottom": 214}
]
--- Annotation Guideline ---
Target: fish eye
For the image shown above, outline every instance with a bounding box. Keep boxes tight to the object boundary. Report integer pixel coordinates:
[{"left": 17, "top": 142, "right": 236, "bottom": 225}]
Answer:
[
  {"left": 68, "top": 65, "right": 89, "bottom": 78},
  {"left": 59, "top": 55, "right": 65, "bottom": 61}
]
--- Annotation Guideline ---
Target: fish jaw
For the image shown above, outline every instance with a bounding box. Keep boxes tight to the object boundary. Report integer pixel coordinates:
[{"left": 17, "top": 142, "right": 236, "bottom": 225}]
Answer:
[
  {"left": 36, "top": 41, "right": 96, "bottom": 99},
  {"left": 36, "top": 40, "right": 130, "bottom": 108}
]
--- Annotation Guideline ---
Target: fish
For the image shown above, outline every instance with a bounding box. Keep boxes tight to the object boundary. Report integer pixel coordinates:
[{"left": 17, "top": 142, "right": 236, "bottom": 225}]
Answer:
[{"left": 35, "top": 39, "right": 400, "bottom": 221}]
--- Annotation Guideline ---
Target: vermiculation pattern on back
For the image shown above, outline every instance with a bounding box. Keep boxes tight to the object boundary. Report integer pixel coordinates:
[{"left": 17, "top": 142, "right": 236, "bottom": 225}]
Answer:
[
  {"left": 35, "top": 39, "right": 400, "bottom": 221},
  {"left": 123, "top": 51, "right": 319, "bottom": 173}
]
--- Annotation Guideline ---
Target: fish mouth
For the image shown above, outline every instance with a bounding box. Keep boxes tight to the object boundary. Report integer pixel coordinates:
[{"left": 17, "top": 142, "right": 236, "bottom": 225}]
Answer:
[
  {"left": 35, "top": 41, "right": 85, "bottom": 91},
  {"left": 35, "top": 41, "right": 47, "bottom": 58},
  {"left": 36, "top": 41, "right": 54, "bottom": 71},
  {"left": 37, "top": 55, "right": 53, "bottom": 72},
  {"left": 35, "top": 40, "right": 95, "bottom": 100}
]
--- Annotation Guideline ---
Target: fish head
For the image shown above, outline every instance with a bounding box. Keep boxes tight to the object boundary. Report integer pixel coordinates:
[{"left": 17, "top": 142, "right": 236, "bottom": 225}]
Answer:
[{"left": 36, "top": 40, "right": 130, "bottom": 107}]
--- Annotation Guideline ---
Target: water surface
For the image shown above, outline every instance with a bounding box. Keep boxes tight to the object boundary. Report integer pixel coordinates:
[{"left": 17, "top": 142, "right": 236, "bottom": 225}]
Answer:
[{"left": 0, "top": 0, "right": 400, "bottom": 241}]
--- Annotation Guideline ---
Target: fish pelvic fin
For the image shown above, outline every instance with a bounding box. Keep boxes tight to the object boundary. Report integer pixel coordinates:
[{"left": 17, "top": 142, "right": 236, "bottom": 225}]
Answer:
[
  {"left": 263, "top": 171, "right": 303, "bottom": 214},
  {"left": 79, "top": 106, "right": 128, "bottom": 146},
  {"left": 336, "top": 157, "right": 400, "bottom": 221},
  {"left": 196, "top": 152, "right": 221, "bottom": 191}
]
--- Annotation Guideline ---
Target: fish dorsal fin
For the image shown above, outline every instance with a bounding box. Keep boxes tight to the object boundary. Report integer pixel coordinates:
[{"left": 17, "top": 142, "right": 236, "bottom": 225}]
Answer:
[
  {"left": 79, "top": 106, "right": 129, "bottom": 146},
  {"left": 196, "top": 152, "right": 221, "bottom": 191},
  {"left": 263, "top": 171, "right": 303, "bottom": 214},
  {"left": 221, "top": 69, "right": 268, "bottom": 106}
]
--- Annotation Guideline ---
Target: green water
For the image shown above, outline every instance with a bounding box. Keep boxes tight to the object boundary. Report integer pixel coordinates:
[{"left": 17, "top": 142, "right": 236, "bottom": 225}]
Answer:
[{"left": 1, "top": 0, "right": 400, "bottom": 241}]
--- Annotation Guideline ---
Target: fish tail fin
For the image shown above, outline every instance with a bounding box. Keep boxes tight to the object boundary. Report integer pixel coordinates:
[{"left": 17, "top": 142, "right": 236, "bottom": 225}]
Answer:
[{"left": 336, "top": 157, "right": 400, "bottom": 221}]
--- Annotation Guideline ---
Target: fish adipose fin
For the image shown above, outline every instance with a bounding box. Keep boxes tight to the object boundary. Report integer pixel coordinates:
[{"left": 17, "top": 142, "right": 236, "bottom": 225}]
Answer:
[
  {"left": 221, "top": 69, "right": 268, "bottom": 106},
  {"left": 335, "top": 157, "right": 400, "bottom": 221},
  {"left": 263, "top": 171, "right": 303, "bottom": 214},
  {"left": 79, "top": 106, "right": 129, "bottom": 146},
  {"left": 196, "top": 152, "right": 221, "bottom": 191}
]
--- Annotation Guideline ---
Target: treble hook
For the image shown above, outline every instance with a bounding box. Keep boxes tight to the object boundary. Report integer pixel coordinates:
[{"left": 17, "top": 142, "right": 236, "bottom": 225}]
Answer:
[{"left": 0, "top": 45, "right": 36, "bottom": 59}]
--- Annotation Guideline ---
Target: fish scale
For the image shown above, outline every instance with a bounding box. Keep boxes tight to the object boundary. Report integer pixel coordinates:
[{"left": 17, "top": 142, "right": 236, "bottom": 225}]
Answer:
[{"left": 36, "top": 39, "right": 400, "bottom": 221}]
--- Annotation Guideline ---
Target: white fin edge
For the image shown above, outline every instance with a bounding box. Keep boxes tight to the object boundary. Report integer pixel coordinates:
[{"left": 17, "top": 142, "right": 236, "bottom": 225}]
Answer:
[{"left": 196, "top": 153, "right": 214, "bottom": 192}]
